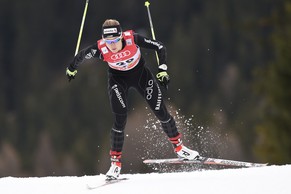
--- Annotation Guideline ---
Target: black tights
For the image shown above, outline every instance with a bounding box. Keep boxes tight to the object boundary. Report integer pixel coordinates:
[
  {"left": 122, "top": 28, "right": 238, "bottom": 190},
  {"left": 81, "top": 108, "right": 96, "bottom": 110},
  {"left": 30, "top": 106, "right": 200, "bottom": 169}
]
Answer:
[{"left": 108, "top": 66, "right": 179, "bottom": 152}]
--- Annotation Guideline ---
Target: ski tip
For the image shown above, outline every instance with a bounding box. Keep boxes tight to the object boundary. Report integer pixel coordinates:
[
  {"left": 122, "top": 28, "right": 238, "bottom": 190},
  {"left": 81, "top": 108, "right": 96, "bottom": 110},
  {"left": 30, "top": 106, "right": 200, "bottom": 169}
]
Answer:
[
  {"left": 247, "top": 162, "right": 268, "bottom": 167},
  {"left": 259, "top": 163, "right": 269, "bottom": 167}
]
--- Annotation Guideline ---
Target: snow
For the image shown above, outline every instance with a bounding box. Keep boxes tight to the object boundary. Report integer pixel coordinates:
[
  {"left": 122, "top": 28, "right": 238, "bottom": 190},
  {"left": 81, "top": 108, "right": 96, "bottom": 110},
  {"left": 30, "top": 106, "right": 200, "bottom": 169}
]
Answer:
[{"left": 0, "top": 165, "right": 290, "bottom": 194}]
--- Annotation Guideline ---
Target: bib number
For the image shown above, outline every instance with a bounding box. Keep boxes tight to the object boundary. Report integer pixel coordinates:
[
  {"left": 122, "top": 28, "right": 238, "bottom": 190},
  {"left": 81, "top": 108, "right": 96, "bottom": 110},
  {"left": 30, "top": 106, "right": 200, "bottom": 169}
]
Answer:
[{"left": 116, "top": 58, "right": 134, "bottom": 67}]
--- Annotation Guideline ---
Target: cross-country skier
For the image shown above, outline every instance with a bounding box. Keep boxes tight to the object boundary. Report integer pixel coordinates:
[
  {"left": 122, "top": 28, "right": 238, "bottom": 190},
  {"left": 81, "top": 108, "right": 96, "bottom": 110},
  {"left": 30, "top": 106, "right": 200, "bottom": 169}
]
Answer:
[{"left": 66, "top": 19, "right": 199, "bottom": 179}]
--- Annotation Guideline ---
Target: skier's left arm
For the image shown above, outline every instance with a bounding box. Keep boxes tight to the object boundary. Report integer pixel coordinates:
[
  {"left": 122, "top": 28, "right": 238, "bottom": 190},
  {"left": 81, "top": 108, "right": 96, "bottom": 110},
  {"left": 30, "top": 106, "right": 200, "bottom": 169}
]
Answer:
[
  {"left": 134, "top": 33, "right": 170, "bottom": 89},
  {"left": 66, "top": 44, "right": 101, "bottom": 82}
]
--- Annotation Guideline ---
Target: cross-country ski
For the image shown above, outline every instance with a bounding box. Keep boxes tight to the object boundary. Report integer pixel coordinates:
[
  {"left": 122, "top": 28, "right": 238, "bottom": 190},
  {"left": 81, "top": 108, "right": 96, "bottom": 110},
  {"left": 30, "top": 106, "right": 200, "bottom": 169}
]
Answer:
[
  {"left": 86, "top": 177, "right": 129, "bottom": 190},
  {"left": 143, "top": 156, "right": 268, "bottom": 167}
]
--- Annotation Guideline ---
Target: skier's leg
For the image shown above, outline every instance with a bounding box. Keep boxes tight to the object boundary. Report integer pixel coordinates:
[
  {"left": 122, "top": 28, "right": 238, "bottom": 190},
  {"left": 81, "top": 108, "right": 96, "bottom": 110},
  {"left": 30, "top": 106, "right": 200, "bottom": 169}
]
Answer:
[
  {"left": 136, "top": 67, "right": 178, "bottom": 136},
  {"left": 106, "top": 75, "right": 128, "bottom": 179},
  {"left": 108, "top": 74, "right": 128, "bottom": 152},
  {"left": 111, "top": 113, "right": 127, "bottom": 153},
  {"left": 137, "top": 67, "right": 199, "bottom": 160},
  {"left": 106, "top": 113, "right": 127, "bottom": 179}
]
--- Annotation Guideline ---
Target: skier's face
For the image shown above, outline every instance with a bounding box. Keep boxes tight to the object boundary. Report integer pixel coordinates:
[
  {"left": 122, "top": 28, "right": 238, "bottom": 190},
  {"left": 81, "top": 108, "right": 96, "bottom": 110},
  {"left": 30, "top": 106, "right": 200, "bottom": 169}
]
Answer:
[{"left": 104, "top": 36, "right": 122, "bottom": 53}]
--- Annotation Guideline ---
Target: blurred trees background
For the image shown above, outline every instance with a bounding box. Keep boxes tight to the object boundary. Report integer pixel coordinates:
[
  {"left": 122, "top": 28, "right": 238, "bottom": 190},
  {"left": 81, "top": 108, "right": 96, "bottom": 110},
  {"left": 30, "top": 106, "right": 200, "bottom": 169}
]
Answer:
[{"left": 0, "top": 0, "right": 290, "bottom": 176}]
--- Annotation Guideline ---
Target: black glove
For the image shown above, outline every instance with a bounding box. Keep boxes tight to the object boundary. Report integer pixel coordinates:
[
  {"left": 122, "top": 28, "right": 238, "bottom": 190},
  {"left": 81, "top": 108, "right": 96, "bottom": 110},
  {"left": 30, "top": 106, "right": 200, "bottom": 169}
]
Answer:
[
  {"left": 156, "top": 64, "right": 170, "bottom": 89},
  {"left": 66, "top": 67, "right": 77, "bottom": 82}
]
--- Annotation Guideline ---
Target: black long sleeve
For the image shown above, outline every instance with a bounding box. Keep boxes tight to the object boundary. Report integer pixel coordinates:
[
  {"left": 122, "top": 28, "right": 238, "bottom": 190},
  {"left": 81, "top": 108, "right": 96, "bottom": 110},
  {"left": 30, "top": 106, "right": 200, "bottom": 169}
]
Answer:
[
  {"left": 133, "top": 33, "right": 167, "bottom": 65},
  {"left": 68, "top": 44, "right": 101, "bottom": 71},
  {"left": 68, "top": 32, "right": 167, "bottom": 71}
]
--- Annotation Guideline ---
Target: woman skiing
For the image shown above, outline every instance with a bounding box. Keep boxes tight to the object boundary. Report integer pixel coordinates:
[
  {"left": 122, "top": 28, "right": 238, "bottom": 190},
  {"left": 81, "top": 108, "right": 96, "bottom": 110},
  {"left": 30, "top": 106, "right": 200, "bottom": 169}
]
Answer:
[{"left": 66, "top": 19, "right": 199, "bottom": 179}]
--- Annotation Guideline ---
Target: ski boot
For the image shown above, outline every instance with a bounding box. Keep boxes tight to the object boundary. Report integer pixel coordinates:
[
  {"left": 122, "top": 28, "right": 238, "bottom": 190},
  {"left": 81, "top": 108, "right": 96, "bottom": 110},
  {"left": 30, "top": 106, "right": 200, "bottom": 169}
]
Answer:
[
  {"left": 170, "top": 134, "right": 200, "bottom": 160},
  {"left": 106, "top": 151, "right": 122, "bottom": 180}
]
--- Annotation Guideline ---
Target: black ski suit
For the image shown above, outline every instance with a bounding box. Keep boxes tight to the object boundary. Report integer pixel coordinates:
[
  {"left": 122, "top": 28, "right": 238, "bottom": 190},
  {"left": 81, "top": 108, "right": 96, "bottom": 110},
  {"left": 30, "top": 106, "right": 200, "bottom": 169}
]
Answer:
[{"left": 68, "top": 31, "right": 180, "bottom": 153}]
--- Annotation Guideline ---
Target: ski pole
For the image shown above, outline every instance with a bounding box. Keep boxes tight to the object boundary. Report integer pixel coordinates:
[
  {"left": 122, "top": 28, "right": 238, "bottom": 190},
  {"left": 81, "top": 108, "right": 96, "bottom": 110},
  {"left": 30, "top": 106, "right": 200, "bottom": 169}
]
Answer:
[
  {"left": 144, "top": 1, "right": 159, "bottom": 65},
  {"left": 74, "top": 0, "right": 90, "bottom": 56}
]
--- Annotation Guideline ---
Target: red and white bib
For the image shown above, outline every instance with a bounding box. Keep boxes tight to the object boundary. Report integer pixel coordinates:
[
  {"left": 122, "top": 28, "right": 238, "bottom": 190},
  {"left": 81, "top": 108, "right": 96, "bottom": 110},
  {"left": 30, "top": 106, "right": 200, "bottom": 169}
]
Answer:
[{"left": 97, "top": 30, "right": 141, "bottom": 71}]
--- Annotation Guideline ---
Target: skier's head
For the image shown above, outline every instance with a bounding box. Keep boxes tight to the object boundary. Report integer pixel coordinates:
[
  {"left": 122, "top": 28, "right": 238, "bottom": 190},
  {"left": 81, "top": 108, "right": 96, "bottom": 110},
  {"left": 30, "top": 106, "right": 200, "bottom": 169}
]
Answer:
[
  {"left": 102, "top": 19, "right": 123, "bottom": 53},
  {"left": 102, "top": 19, "right": 122, "bottom": 38}
]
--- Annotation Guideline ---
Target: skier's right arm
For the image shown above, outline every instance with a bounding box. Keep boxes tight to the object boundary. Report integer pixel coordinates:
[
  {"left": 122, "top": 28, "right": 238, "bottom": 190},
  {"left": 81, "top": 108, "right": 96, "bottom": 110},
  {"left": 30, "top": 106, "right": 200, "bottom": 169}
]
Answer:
[{"left": 66, "top": 44, "right": 102, "bottom": 81}]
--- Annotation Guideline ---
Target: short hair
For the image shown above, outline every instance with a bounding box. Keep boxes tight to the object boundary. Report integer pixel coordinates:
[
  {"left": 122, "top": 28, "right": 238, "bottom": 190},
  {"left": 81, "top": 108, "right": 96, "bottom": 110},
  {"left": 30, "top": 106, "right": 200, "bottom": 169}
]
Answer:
[{"left": 102, "top": 19, "right": 120, "bottom": 27}]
